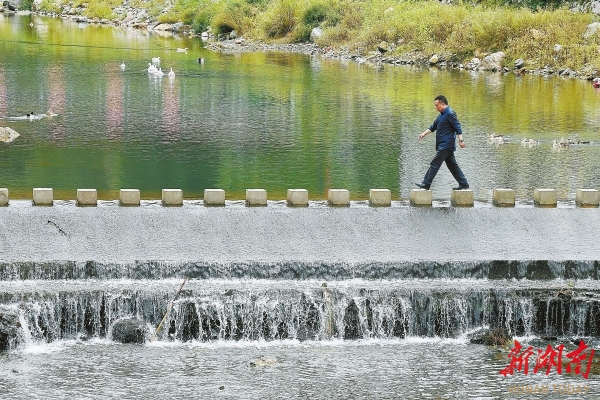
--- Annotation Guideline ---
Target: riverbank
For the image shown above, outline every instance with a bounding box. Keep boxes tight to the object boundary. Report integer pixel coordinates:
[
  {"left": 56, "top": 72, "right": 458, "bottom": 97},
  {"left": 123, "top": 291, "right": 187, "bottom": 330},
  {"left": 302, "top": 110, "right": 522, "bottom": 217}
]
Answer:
[{"left": 2, "top": 1, "right": 600, "bottom": 80}]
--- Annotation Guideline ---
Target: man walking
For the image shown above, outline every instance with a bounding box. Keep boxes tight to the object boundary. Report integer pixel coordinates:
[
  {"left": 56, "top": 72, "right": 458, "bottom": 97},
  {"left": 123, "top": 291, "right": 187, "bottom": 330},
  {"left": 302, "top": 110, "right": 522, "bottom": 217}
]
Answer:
[{"left": 415, "top": 95, "right": 469, "bottom": 190}]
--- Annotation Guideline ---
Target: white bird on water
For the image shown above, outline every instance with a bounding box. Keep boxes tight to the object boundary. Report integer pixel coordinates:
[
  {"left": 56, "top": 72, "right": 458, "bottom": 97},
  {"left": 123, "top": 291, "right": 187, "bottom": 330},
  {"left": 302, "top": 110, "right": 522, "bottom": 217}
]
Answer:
[
  {"left": 148, "top": 63, "right": 158, "bottom": 74},
  {"left": 168, "top": 67, "right": 175, "bottom": 77},
  {"left": 176, "top": 48, "right": 188, "bottom": 53},
  {"left": 120, "top": 61, "right": 126, "bottom": 70},
  {"left": 152, "top": 56, "right": 161, "bottom": 64}
]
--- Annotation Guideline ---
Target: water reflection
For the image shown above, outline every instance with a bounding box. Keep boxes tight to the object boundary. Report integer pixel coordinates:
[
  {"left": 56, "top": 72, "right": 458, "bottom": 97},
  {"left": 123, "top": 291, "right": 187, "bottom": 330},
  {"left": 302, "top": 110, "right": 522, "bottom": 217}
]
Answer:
[
  {"left": 162, "top": 76, "right": 180, "bottom": 140},
  {"left": 1, "top": 14, "right": 599, "bottom": 200},
  {"left": 47, "top": 64, "right": 66, "bottom": 142},
  {"left": 0, "top": 68, "right": 6, "bottom": 116},
  {"left": 106, "top": 64, "right": 124, "bottom": 140}
]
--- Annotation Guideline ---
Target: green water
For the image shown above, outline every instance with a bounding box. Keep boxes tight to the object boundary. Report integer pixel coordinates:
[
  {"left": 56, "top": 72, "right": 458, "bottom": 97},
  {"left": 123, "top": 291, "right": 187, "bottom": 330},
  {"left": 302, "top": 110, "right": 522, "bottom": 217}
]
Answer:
[{"left": 1, "top": 13, "right": 600, "bottom": 201}]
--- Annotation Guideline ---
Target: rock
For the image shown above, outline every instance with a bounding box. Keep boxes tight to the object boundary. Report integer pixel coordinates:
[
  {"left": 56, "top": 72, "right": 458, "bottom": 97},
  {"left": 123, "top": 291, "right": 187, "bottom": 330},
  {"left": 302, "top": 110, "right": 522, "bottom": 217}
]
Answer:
[
  {"left": 429, "top": 54, "right": 439, "bottom": 65},
  {"left": 530, "top": 29, "right": 543, "bottom": 39},
  {"left": 153, "top": 23, "right": 172, "bottom": 32},
  {"left": 0, "top": 308, "right": 22, "bottom": 351},
  {"left": 377, "top": 41, "right": 389, "bottom": 53},
  {"left": 514, "top": 58, "right": 525, "bottom": 69},
  {"left": 554, "top": 44, "right": 563, "bottom": 52},
  {"left": 0, "top": 126, "right": 20, "bottom": 143},
  {"left": 249, "top": 356, "right": 277, "bottom": 367},
  {"left": 132, "top": 22, "right": 147, "bottom": 29},
  {"left": 2, "top": 1, "right": 17, "bottom": 12},
  {"left": 470, "top": 328, "right": 511, "bottom": 346},
  {"left": 480, "top": 51, "right": 505, "bottom": 71},
  {"left": 111, "top": 318, "right": 147, "bottom": 344},
  {"left": 310, "top": 27, "right": 322, "bottom": 43},
  {"left": 229, "top": 30, "right": 237, "bottom": 39},
  {"left": 584, "top": 22, "right": 600, "bottom": 38}
]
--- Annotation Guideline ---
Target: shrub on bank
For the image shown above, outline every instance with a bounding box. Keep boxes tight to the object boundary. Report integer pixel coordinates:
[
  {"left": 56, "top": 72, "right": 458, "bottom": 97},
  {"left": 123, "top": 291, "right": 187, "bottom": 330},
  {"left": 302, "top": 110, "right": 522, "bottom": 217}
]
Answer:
[{"left": 32, "top": 0, "right": 600, "bottom": 71}]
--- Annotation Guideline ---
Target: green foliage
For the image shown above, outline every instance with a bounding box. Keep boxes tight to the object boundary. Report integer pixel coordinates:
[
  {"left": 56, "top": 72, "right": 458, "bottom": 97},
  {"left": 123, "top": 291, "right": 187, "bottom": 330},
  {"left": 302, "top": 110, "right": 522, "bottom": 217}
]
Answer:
[
  {"left": 19, "top": 0, "right": 34, "bottom": 11},
  {"left": 83, "top": 2, "right": 116, "bottom": 19},
  {"left": 212, "top": 0, "right": 261, "bottom": 35},
  {"left": 38, "top": 0, "right": 63, "bottom": 14},
  {"left": 60, "top": 0, "right": 600, "bottom": 69},
  {"left": 259, "top": 0, "right": 301, "bottom": 39}
]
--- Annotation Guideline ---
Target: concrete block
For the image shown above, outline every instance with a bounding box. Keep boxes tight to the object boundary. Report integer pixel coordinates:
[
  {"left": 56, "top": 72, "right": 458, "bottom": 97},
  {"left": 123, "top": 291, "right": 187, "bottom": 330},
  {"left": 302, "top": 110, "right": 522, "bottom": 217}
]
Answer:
[
  {"left": 0, "top": 188, "right": 7, "bottom": 206},
  {"left": 204, "top": 189, "right": 225, "bottom": 206},
  {"left": 328, "top": 189, "right": 350, "bottom": 206},
  {"left": 162, "top": 189, "right": 183, "bottom": 206},
  {"left": 246, "top": 189, "right": 267, "bottom": 206},
  {"left": 451, "top": 189, "right": 474, "bottom": 207},
  {"left": 77, "top": 189, "right": 97, "bottom": 206},
  {"left": 492, "top": 188, "right": 515, "bottom": 207},
  {"left": 534, "top": 188, "right": 557, "bottom": 207},
  {"left": 410, "top": 189, "right": 432, "bottom": 206},
  {"left": 120, "top": 189, "right": 140, "bottom": 206},
  {"left": 287, "top": 189, "right": 308, "bottom": 207},
  {"left": 369, "top": 189, "right": 391, "bottom": 206},
  {"left": 576, "top": 189, "right": 599, "bottom": 207},
  {"left": 33, "top": 188, "right": 53, "bottom": 206}
]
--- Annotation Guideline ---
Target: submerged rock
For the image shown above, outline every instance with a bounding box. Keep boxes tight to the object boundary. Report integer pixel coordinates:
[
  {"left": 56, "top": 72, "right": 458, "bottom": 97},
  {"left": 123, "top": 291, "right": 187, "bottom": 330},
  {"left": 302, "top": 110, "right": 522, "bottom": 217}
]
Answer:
[
  {"left": 0, "top": 126, "right": 20, "bottom": 143},
  {"left": 470, "top": 328, "right": 511, "bottom": 346},
  {"left": 111, "top": 318, "right": 147, "bottom": 344},
  {"left": 0, "top": 308, "right": 22, "bottom": 351}
]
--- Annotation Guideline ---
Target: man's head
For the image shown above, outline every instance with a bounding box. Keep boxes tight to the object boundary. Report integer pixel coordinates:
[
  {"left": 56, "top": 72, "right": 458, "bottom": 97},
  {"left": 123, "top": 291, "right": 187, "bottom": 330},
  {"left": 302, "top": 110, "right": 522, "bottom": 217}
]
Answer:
[{"left": 434, "top": 95, "right": 448, "bottom": 112}]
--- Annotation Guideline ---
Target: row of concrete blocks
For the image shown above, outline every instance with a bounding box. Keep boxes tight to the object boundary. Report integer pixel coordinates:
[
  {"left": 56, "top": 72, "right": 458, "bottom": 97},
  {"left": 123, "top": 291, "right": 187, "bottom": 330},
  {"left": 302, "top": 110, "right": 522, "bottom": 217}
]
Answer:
[{"left": 0, "top": 188, "right": 598, "bottom": 207}]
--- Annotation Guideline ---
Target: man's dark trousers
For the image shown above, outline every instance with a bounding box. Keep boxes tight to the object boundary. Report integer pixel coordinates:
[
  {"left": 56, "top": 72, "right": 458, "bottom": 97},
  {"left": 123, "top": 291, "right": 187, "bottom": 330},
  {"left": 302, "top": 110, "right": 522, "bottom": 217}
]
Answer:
[{"left": 422, "top": 148, "right": 468, "bottom": 187}]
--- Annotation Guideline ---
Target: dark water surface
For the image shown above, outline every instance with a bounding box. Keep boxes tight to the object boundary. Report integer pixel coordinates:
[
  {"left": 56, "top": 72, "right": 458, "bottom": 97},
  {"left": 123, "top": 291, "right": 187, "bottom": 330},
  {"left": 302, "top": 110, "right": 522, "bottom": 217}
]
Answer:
[{"left": 2, "top": 13, "right": 600, "bottom": 201}]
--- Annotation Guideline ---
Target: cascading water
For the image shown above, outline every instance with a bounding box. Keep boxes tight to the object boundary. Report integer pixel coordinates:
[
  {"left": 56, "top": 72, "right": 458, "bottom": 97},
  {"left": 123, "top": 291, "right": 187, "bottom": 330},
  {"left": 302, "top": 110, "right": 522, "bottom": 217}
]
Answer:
[
  {"left": 1, "top": 203, "right": 600, "bottom": 398},
  {"left": 3, "top": 278, "right": 600, "bottom": 349}
]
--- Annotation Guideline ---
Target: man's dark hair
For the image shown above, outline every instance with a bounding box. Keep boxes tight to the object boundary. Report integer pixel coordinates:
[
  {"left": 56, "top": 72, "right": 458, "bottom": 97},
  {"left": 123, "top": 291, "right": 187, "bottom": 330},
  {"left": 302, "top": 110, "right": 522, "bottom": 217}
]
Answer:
[{"left": 434, "top": 95, "right": 448, "bottom": 105}]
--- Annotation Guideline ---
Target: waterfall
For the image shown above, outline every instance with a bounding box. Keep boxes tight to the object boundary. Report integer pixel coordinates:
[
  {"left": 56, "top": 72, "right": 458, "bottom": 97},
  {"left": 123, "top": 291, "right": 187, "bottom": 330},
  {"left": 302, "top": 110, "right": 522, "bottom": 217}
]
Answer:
[{"left": 2, "top": 277, "right": 599, "bottom": 349}]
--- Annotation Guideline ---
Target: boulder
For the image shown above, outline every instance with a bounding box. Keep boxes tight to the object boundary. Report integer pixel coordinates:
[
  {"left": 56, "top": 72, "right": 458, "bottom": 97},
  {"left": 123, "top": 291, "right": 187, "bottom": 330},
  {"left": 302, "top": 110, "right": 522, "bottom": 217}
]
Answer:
[
  {"left": 2, "top": 1, "right": 17, "bottom": 12},
  {"left": 310, "top": 27, "right": 323, "bottom": 43},
  {"left": 111, "top": 318, "right": 147, "bottom": 344},
  {"left": 470, "top": 328, "right": 511, "bottom": 346},
  {"left": 480, "top": 51, "right": 505, "bottom": 71},
  {"left": 153, "top": 23, "right": 172, "bottom": 32},
  {"left": 377, "top": 41, "right": 389, "bottom": 53},
  {"left": 0, "top": 126, "right": 20, "bottom": 143},
  {"left": 584, "top": 22, "right": 600, "bottom": 38},
  {"left": 0, "top": 308, "right": 22, "bottom": 351},
  {"left": 514, "top": 58, "right": 525, "bottom": 69},
  {"left": 429, "top": 54, "right": 439, "bottom": 65}
]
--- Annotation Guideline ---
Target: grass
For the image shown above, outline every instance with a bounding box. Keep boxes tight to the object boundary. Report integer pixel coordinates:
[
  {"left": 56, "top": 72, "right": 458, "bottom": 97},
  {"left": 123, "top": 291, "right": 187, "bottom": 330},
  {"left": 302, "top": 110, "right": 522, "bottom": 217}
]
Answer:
[{"left": 33, "top": 0, "right": 600, "bottom": 71}]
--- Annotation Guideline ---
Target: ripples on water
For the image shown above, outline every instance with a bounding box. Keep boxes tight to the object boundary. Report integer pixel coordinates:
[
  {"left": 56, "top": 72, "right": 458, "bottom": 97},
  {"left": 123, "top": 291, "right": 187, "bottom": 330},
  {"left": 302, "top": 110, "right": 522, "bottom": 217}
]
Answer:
[
  {"left": 2, "top": 14, "right": 600, "bottom": 201},
  {"left": 1, "top": 338, "right": 598, "bottom": 399},
  {"left": 2, "top": 14, "right": 600, "bottom": 399}
]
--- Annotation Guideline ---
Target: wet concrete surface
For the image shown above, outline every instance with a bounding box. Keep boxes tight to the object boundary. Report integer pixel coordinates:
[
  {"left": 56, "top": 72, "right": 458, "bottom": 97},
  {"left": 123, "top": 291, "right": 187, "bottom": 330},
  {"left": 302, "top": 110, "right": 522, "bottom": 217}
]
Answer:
[{"left": 0, "top": 201, "right": 598, "bottom": 264}]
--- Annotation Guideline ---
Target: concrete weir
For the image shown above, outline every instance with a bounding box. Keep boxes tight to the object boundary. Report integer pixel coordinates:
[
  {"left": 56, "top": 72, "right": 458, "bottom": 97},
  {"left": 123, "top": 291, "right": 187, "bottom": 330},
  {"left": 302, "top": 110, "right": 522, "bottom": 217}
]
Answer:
[{"left": 1, "top": 204, "right": 600, "bottom": 266}]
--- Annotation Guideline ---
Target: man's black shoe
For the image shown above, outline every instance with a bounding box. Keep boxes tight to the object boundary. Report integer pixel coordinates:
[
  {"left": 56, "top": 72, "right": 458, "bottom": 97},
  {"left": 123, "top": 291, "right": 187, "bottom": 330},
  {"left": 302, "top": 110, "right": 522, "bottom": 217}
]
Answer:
[
  {"left": 415, "top": 183, "right": 430, "bottom": 190},
  {"left": 453, "top": 184, "right": 470, "bottom": 190}
]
